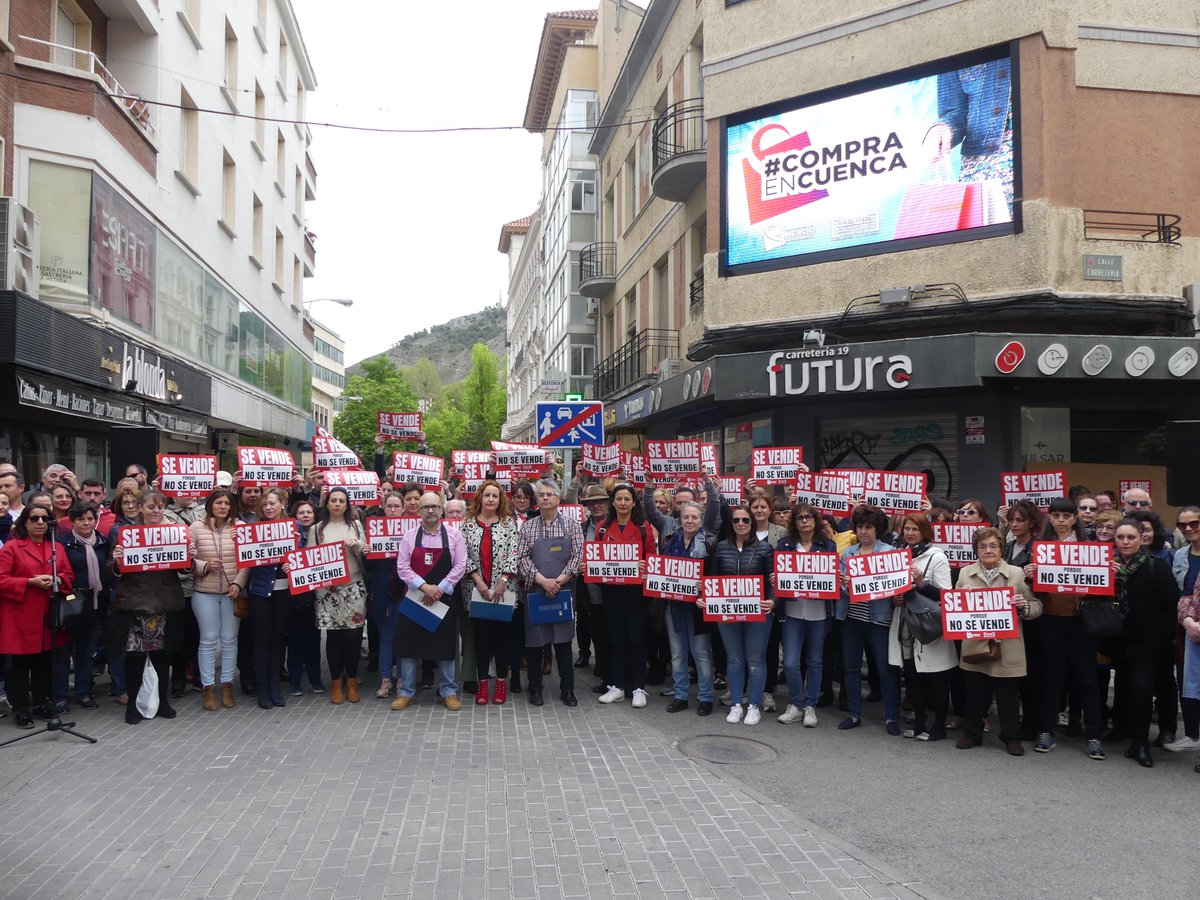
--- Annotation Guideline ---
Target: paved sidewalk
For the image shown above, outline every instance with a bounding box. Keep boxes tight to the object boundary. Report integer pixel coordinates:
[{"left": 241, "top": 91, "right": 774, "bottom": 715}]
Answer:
[{"left": 0, "top": 687, "right": 935, "bottom": 900}]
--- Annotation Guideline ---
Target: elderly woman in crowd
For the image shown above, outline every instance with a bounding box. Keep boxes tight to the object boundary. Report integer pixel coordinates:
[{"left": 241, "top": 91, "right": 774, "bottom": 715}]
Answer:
[{"left": 55, "top": 501, "right": 111, "bottom": 710}]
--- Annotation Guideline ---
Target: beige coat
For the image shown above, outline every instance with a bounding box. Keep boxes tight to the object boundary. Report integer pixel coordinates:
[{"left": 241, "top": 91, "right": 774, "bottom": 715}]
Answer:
[
  {"left": 190, "top": 519, "right": 250, "bottom": 595},
  {"left": 957, "top": 561, "right": 1042, "bottom": 678}
]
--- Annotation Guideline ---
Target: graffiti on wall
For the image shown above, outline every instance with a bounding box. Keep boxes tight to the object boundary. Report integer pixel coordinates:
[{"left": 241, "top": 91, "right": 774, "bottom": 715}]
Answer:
[{"left": 818, "top": 414, "right": 957, "bottom": 500}]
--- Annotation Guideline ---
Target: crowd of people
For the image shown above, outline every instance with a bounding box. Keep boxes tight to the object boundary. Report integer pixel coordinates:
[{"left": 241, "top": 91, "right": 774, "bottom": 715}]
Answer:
[{"left": 0, "top": 456, "right": 1197, "bottom": 775}]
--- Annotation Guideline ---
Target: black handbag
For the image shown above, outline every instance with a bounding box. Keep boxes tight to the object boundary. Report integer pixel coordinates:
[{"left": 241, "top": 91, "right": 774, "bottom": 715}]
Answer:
[
  {"left": 51, "top": 591, "right": 85, "bottom": 628},
  {"left": 1079, "top": 598, "right": 1123, "bottom": 640},
  {"left": 902, "top": 592, "right": 944, "bottom": 644}
]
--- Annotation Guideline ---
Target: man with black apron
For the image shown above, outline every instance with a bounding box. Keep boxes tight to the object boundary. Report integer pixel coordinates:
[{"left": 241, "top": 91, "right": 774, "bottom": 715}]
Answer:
[
  {"left": 393, "top": 492, "right": 467, "bottom": 711},
  {"left": 515, "top": 479, "right": 584, "bottom": 707}
]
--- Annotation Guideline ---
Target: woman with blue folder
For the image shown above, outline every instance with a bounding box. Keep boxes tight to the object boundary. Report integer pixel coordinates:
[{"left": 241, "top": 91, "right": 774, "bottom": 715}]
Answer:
[
  {"left": 515, "top": 478, "right": 584, "bottom": 708},
  {"left": 462, "top": 481, "right": 520, "bottom": 706}
]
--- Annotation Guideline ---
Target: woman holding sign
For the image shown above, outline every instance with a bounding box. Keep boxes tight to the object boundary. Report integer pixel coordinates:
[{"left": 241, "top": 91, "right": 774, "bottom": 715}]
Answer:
[
  {"left": 835, "top": 505, "right": 902, "bottom": 734},
  {"left": 190, "top": 489, "right": 250, "bottom": 711},
  {"left": 888, "top": 513, "right": 955, "bottom": 741},
  {"left": 312, "top": 487, "right": 368, "bottom": 704},
  {"left": 462, "top": 481, "right": 520, "bottom": 705},
  {"left": 596, "top": 485, "right": 658, "bottom": 709},
  {"left": 1023, "top": 498, "right": 1107, "bottom": 759},
  {"left": 711, "top": 507, "right": 775, "bottom": 726},
  {"left": 1106, "top": 520, "right": 1179, "bottom": 767},
  {"left": 660, "top": 501, "right": 717, "bottom": 716},
  {"left": 109, "top": 491, "right": 193, "bottom": 725},
  {"left": 243, "top": 488, "right": 296, "bottom": 710},
  {"left": 957, "top": 527, "right": 1040, "bottom": 755}
]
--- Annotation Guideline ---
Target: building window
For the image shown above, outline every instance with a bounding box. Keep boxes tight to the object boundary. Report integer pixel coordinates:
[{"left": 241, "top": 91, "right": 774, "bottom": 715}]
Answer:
[
  {"left": 275, "top": 130, "right": 287, "bottom": 190},
  {"left": 294, "top": 167, "right": 303, "bottom": 218},
  {"left": 220, "top": 150, "right": 236, "bottom": 232},
  {"left": 256, "top": 0, "right": 268, "bottom": 35},
  {"left": 296, "top": 80, "right": 306, "bottom": 128},
  {"left": 223, "top": 19, "right": 238, "bottom": 96},
  {"left": 571, "top": 345, "right": 595, "bottom": 378},
  {"left": 277, "top": 32, "right": 288, "bottom": 89},
  {"left": 52, "top": 1, "right": 91, "bottom": 69},
  {"left": 293, "top": 256, "right": 303, "bottom": 307},
  {"left": 570, "top": 171, "right": 596, "bottom": 213},
  {"left": 178, "top": 86, "right": 200, "bottom": 187},
  {"left": 253, "top": 83, "right": 266, "bottom": 154},
  {"left": 274, "top": 228, "right": 285, "bottom": 288},
  {"left": 180, "top": 0, "right": 202, "bottom": 45},
  {"left": 251, "top": 194, "right": 264, "bottom": 264},
  {"left": 622, "top": 151, "right": 636, "bottom": 231}
]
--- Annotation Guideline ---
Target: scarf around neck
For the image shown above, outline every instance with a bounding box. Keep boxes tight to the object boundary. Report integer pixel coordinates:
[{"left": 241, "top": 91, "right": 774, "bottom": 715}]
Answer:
[{"left": 74, "top": 529, "right": 101, "bottom": 593}]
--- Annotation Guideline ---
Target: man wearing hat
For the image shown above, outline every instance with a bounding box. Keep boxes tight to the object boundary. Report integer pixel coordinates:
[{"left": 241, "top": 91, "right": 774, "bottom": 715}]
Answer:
[{"left": 578, "top": 483, "right": 612, "bottom": 691}]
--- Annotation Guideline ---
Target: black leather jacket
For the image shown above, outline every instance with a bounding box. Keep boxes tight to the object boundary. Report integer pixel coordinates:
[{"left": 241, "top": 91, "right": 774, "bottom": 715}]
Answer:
[{"left": 711, "top": 536, "right": 775, "bottom": 602}]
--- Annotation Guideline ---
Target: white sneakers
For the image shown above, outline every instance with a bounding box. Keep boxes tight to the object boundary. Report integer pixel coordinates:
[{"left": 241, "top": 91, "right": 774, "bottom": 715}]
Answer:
[
  {"left": 777, "top": 704, "right": 804, "bottom": 724},
  {"left": 761, "top": 692, "right": 776, "bottom": 713},
  {"left": 725, "top": 704, "right": 744, "bottom": 724},
  {"left": 744, "top": 705, "right": 762, "bottom": 726},
  {"left": 598, "top": 686, "right": 625, "bottom": 704},
  {"left": 803, "top": 706, "right": 818, "bottom": 728},
  {"left": 631, "top": 689, "right": 648, "bottom": 709},
  {"left": 1162, "top": 735, "right": 1200, "bottom": 752}
]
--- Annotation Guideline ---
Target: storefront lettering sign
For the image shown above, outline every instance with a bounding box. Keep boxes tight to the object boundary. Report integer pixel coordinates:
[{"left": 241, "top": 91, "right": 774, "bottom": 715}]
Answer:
[{"left": 766, "top": 350, "right": 912, "bottom": 397}]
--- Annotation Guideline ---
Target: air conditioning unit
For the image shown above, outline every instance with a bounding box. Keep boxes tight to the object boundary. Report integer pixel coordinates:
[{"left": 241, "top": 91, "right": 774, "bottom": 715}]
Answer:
[
  {"left": 585, "top": 297, "right": 599, "bottom": 319},
  {"left": 0, "top": 198, "right": 41, "bottom": 298},
  {"left": 657, "top": 357, "right": 681, "bottom": 380}
]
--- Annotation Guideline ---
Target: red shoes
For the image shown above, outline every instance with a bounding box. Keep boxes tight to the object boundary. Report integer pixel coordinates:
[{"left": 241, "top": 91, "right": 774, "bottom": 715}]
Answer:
[
  {"left": 493, "top": 679, "right": 507, "bottom": 705},
  {"left": 475, "top": 681, "right": 490, "bottom": 705}
]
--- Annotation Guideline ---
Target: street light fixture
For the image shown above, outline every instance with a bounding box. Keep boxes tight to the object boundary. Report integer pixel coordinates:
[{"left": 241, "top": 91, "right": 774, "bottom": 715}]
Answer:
[{"left": 304, "top": 298, "right": 354, "bottom": 308}]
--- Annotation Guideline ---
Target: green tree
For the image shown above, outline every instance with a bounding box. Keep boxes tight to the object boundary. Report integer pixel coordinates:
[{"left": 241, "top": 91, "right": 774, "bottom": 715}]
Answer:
[
  {"left": 458, "top": 342, "right": 507, "bottom": 450},
  {"left": 402, "top": 357, "right": 443, "bottom": 406},
  {"left": 332, "top": 357, "right": 419, "bottom": 465}
]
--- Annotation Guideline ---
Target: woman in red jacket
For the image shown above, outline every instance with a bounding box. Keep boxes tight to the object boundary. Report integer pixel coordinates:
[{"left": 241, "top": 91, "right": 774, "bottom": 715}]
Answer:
[{"left": 0, "top": 500, "right": 74, "bottom": 728}]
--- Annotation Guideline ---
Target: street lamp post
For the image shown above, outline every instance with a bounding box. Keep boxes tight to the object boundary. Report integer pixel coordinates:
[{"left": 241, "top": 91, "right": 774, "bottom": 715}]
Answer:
[{"left": 303, "top": 298, "right": 354, "bottom": 308}]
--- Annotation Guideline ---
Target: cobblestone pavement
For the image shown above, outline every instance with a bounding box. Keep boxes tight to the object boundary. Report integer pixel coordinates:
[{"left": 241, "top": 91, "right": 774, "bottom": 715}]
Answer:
[{"left": 0, "top": 680, "right": 939, "bottom": 900}]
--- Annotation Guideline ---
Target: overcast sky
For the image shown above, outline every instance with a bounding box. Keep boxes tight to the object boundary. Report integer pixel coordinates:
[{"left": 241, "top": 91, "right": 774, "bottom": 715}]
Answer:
[{"left": 290, "top": 0, "right": 584, "bottom": 366}]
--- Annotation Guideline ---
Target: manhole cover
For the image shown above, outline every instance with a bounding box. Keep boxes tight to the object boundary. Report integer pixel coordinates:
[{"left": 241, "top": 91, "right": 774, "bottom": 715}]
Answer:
[{"left": 678, "top": 734, "right": 778, "bottom": 765}]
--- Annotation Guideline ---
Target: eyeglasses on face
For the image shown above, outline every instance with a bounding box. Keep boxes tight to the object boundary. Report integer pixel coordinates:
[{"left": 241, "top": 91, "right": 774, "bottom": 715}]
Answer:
[
  {"left": 731, "top": 516, "right": 752, "bottom": 524},
  {"left": 1125, "top": 500, "right": 1150, "bottom": 508},
  {"left": 419, "top": 504, "right": 443, "bottom": 511},
  {"left": 27, "top": 515, "right": 51, "bottom": 523},
  {"left": 795, "top": 513, "right": 815, "bottom": 521},
  {"left": 956, "top": 508, "right": 979, "bottom": 516},
  {"left": 1180, "top": 520, "right": 1200, "bottom": 531},
  {"left": 976, "top": 542, "right": 1002, "bottom": 552},
  {"left": 1077, "top": 504, "right": 1097, "bottom": 511}
]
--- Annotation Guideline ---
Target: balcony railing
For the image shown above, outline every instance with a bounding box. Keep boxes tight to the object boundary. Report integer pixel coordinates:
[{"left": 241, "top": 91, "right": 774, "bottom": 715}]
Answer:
[
  {"left": 689, "top": 276, "right": 704, "bottom": 307},
  {"left": 651, "top": 99, "right": 706, "bottom": 201},
  {"left": 17, "top": 35, "right": 156, "bottom": 139},
  {"left": 593, "top": 329, "right": 680, "bottom": 400},
  {"left": 1083, "top": 209, "right": 1181, "bottom": 245},
  {"left": 579, "top": 242, "right": 617, "bottom": 298}
]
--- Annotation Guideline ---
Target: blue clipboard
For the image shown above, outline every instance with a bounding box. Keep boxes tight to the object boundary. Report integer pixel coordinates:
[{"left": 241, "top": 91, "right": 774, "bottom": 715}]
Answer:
[{"left": 527, "top": 588, "right": 572, "bottom": 625}]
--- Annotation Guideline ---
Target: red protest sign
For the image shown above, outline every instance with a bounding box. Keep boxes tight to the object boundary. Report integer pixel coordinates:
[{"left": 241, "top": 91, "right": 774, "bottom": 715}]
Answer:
[
  {"left": 1032, "top": 541, "right": 1114, "bottom": 595},
  {"left": 931, "top": 523, "right": 980, "bottom": 568},
  {"left": 392, "top": 452, "right": 445, "bottom": 487},
  {"left": 702, "top": 575, "right": 765, "bottom": 622},
  {"left": 118, "top": 524, "right": 191, "bottom": 572},
  {"left": 491, "top": 441, "right": 550, "bottom": 476},
  {"left": 1001, "top": 470, "right": 1066, "bottom": 509},
  {"left": 644, "top": 554, "right": 702, "bottom": 601},
  {"left": 234, "top": 519, "right": 298, "bottom": 569},
  {"left": 846, "top": 548, "right": 912, "bottom": 602},
  {"left": 582, "top": 442, "right": 620, "bottom": 477},
  {"left": 156, "top": 454, "right": 216, "bottom": 499},
  {"left": 582, "top": 541, "right": 642, "bottom": 585},
  {"left": 863, "top": 470, "right": 927, "bottom": 514},
  {"left": 941, "top": 586, "right": 1021, "bottom": 639},
  {"left": 793, "top": 471, "right": 851, "bottom": 515},
  {"left": 751, "top": 446, "right": 805, "bottom": 485},
  {"left": 559, "top": 504, "right": 586, "bottom": 526},
  {"left": 700, "top": 443, "right": 718, "bottom": 477},
  {"left": 826, "top": 467, "right": 869, "bottom": 496},
  {"left": 237, "top": 447, "right": 295, "bottom": 487},
  {"left": 646, "top": 440, "right": 702, "bottom": 483},
  {"left": 287, "top": 542, "right": 351, "bottom": 594},
  {"left": 774, "top": 551, "right": 840, "bottom": 600},
  {"left": 1119, "top": 479, "right": 1151, "bottom": 499},
  {"left": 719, "top": 476, "right": 744, "bottom": 506},
  {"left": 378, "top": 412, "right": 423, "bottom": 441},
  {"left": 323, "top": 470, "right": 380, "bottom": 505},
  {"left": 365, "top": 516, "right": 419, "bottom": 560},
  {"left": 451, "top": 449, "right": 491, "bottom": 473},
  {"left": 313, "top": 435, "right": 361, "bottom": 470},
  {"left": 620, "top": 451, "right": 648, "bottom": 488}
]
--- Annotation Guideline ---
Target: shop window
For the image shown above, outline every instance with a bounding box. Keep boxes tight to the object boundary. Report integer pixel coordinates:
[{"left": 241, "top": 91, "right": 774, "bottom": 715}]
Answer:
[{"left": 723, "top": 416, "right": 772, "bottom": 475}]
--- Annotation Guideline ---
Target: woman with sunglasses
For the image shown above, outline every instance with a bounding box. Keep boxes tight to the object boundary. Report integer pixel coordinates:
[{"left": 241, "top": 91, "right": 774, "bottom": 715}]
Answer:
[
  {"left": 597, "top": 484, "right": 657, "bottom": 709},
  {"left": 0, "top": 501, "right": 75, "bottom": 728},
  {"left": 836, "top": 504, "right": 902, "bottom": 734},
  {"left": 955, "top": 499, "right": 992, "bottom": 525},
  {"left": 109, "top": 490, "right": 194, "bottom": 725},
  {"left": 708, "top": 506, "right": 774, "bottom": 725},
  {"left": 775, "top": 503, "right": 836, "bottom": 726},
  {"left": 1001, "top": 500, "right": 1043, "bottom": 738},
  {"left": 1023, "top": 497, "right": 1106, "bottom": 759},
  {"left": 1075, "top": 495, "right": 1099, "bottom": 539}
]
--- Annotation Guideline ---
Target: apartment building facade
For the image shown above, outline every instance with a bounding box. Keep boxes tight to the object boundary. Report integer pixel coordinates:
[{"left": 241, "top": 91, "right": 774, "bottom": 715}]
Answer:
[
  {"left": 0, "top": 0, "right": 318, "bottom": 481},
  {"left": 582, "top": 0, "right": 1200, "bottom": 506}
]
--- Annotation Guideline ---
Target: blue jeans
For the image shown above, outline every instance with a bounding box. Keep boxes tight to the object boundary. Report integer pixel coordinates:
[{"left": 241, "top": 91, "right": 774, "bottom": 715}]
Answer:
[
  {"left": 53, "top": 608, "right": 99, "bottom": 702},
  {"left": 840, "top": 618, "right": 899, "bottom": 721},
  {"left": 399, "top": 657, "right": 456, "bottom": 699},
  {"left": 666, "top": 603, "right": 714, "bottom": 702},
  {"left": 192, "top": 592, "right": 240, "bottom": 687},
  {"left": 376, "top": 597, "right": 401, "bottom": 681},
  {"left": 782, "top": 616, "right": 827, "bottom": 709},
  {"left": 717, "top": 619, "right": 772, "bottom": 706}
]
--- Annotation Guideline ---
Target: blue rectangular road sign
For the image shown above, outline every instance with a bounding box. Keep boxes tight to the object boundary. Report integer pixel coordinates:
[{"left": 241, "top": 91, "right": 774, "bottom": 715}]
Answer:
[{"left": 536, "top": 401, "right": 604, "bottom": 448}]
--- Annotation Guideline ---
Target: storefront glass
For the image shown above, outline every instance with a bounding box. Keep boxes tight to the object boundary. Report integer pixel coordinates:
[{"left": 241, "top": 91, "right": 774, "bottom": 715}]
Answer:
[
  {"left": 723, "top": 416, "right": 772, "bottom": 474},
  {"left": 0, "top": 426, "right": 109, "bottom": 486}
]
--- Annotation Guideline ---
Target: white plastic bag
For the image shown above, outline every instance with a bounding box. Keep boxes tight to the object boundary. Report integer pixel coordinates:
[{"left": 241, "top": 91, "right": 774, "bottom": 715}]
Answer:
[{"left": 136, "top": 658, "right": 160, "bottom": 719}]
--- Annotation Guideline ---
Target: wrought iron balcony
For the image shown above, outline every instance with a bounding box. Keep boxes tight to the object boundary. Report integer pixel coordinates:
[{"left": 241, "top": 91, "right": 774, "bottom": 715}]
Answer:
[
  {"left": 689, "top": 276, "right": 704, "bottom": 307},
  {"left": 592, "top": 329, "right": 680, "bottom": 401},
  {"left": 579, "top": 242, "right": 617, "bottom": 298},
  {"left": 652, "top": 100, "right": 706, "bottom": 202},
  {"left": 1083, "top": 209, "right": 1181, "bottom": 245}
]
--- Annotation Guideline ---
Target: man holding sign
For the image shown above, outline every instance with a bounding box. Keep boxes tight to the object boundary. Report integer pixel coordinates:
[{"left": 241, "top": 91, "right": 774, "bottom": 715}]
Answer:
[
  {"left": 393, "top": 492, "right": 467, "bottom": 711},
  {"left": 952, "top": 527, "right": 1040, "bottom": 755}
]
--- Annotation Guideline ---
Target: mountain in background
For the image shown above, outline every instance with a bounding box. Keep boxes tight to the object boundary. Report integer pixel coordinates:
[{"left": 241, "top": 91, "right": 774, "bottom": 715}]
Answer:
[{"left": 347, "top": 305, "right": 506, "bottom": 384}]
